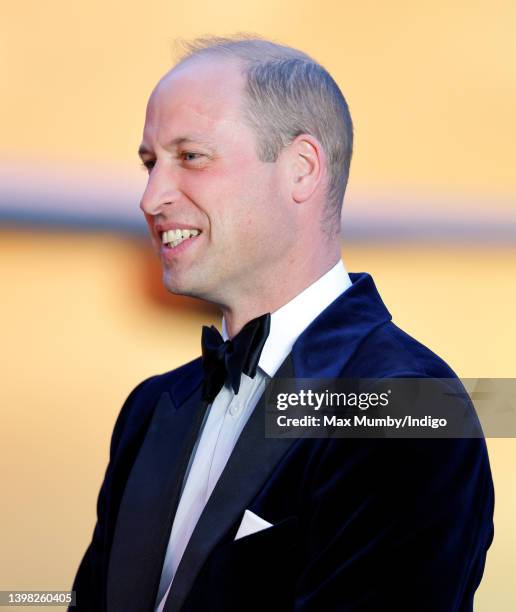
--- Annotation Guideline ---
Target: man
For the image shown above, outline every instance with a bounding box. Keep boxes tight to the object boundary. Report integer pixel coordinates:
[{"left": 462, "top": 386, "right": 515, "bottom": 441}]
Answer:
[{"left": 71, "top": 36, "right": 494, "bottom": 611}]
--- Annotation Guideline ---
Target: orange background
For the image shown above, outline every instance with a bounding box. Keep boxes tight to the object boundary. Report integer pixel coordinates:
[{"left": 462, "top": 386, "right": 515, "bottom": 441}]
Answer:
[{"left": 1, "top": 1, "right": 515, "bottom": 609}]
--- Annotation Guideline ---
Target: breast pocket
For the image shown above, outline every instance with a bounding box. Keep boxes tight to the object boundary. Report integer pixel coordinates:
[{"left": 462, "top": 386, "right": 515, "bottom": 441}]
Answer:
[
  {"left": 189, "top": 514, "right": 301, "bottom": 611},
  {"left": 232, "top": 514, "right": 299, "bottom": 548}
]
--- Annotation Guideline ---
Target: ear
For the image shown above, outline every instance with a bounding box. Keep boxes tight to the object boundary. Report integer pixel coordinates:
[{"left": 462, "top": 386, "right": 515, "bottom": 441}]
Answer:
[{"left": 289, "top": 135, "right": 325, "bottom": 203}]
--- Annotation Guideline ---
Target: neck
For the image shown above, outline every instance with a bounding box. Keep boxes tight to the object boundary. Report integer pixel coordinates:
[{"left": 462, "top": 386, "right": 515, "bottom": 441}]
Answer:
[{"left": 221, "top": 246, "right": 341, "bottom": 338}]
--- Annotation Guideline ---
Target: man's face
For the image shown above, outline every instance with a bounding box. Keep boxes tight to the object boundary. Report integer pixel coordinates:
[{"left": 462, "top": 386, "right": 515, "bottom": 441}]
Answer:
[{"left": 138, "top": 57, "right": 295, "bottom": 306}]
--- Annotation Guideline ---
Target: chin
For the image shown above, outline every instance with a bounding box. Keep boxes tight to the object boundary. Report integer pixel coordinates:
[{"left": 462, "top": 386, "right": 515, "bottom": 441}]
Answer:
[
  {"left": 162, "top": 273, "right": 200, "bottom": 299},
  {"left": 163, "top": 279, "right": 190, "bottom": 297},
  {"left": 161, "top": 267, "right": 222, "bottom": 304}
]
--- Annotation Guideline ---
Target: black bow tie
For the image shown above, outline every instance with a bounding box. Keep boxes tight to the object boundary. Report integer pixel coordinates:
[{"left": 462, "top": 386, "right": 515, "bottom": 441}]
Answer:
[{"left": 200, "top": 312, "right": 271, "bottom": 404}]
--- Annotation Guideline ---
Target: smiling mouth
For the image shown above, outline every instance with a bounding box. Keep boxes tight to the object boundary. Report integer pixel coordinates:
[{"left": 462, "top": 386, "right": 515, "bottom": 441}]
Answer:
[{"left": 161, "top": 228, "right": 201, "bottom": 248}]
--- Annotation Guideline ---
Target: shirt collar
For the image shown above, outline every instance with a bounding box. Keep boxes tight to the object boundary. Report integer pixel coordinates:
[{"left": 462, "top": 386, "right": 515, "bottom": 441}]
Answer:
[{"left": 221, "top": 259, "right": 352, "bottom": 377}]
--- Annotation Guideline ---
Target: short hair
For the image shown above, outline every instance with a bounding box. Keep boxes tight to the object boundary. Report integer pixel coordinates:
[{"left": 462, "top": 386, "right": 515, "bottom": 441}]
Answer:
[{"left": 173, "top": 34, "right": 354, "bottom": 234}]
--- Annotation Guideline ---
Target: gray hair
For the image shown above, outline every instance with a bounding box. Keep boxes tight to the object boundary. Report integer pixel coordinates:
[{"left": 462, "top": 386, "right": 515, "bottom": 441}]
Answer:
[{"left": 173, "top": 35, "right": 353, "bottom": 233}]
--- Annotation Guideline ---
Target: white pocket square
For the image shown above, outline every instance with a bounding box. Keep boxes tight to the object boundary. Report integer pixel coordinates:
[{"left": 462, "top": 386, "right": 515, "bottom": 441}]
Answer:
[{"left": 234, "top": 509, "right": 273, "bottom": 541}]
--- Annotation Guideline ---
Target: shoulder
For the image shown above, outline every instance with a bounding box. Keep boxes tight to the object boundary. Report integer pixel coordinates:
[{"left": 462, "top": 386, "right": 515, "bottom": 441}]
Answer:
[
  {"left": 121, "top": 355, "right": 203, "bottom": 413},
  {"left": 108, "top": 356, "right": 203, "bottom": 459},
  {"left": 346, "top": 319, "right": 458, "bottom": 378},
  {"left": 142, "top": 355, "right": 204, "bottom": 400}
]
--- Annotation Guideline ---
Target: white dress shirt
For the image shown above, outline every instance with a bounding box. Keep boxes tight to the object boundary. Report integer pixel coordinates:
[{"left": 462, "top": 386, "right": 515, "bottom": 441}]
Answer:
[{"left": 154, "top": 259, "right": 352, "bottom": 612}]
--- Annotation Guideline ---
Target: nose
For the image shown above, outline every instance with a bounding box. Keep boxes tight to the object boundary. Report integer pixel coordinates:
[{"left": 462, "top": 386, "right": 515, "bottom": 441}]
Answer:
[{"left": 139, "top": 165, "right": 182, "bottom": 216}]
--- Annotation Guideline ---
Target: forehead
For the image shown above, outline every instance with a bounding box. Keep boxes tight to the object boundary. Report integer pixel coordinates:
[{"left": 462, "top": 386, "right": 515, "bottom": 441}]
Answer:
[{"left": 143, "top": 57, "right": 247, "bottom": 141}]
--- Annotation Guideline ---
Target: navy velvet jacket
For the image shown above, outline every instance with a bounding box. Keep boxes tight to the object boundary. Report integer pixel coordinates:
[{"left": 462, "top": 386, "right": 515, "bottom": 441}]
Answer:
[{"left": 70, "top": 272, "right": 494, "bottom": 611}]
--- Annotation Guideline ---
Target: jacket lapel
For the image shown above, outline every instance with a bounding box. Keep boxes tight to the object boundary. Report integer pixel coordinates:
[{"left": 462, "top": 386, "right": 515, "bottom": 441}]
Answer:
[
  {"left": 162, "top": 354, "right": 298, "bottom": 612},
  {"left": 106, "top": 384, "right": 208, "bottom": 612}
]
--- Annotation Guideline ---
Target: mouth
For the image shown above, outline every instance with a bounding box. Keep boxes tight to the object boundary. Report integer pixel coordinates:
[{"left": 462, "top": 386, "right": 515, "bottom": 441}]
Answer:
[{"left": 160, "top": 228, "right": 202, "bottom": 249}]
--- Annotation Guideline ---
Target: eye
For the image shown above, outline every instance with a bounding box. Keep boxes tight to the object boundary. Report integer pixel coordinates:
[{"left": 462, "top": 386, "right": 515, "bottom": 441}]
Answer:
[{"left": 181, "top": 151, "right": 204, "bottom": 162}]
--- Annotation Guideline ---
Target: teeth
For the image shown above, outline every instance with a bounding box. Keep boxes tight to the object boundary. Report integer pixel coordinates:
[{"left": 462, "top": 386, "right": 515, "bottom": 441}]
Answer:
[{"left": 162, "top": 228, "right": 201, "bottom": 246}]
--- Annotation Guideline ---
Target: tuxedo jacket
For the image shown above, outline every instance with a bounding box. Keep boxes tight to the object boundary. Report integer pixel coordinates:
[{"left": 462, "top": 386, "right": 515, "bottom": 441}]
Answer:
[{"left": 71, "top": 272, "right": 494, "bottom": 611}]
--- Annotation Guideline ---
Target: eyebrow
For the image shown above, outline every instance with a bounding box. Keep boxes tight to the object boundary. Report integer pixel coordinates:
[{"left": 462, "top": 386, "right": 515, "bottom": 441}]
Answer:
[{"left": 137, "top": 135, "right": 216, "bottom": 157}]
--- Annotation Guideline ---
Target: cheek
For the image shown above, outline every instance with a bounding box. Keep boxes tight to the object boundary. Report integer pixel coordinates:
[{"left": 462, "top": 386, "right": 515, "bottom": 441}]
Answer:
[
  {"left": 233, "top": 174, "right": 287, "bottom": 244},
  {"left": 181, "top": 161, "right": 283, "bottom": 242},
  {"left": 181, "top": 164, "right": 247, "bottom": 211}
]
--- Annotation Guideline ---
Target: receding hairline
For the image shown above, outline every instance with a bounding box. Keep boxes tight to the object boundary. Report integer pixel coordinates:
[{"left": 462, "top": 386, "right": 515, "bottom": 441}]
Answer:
[
  {"left": 139, "top": 59, "right": 253, "bottom": 159},
  {"left": 147, "top": 53, "right": 249, "bottom": 117},
  {"left": 159, "top": 51, "right": 247, "bottom": 87}
]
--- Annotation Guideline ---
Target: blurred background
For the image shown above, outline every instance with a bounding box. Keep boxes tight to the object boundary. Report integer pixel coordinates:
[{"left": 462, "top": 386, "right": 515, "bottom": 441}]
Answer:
[{"left": 1, "top": 0, "right": 515, "bottom": 609}]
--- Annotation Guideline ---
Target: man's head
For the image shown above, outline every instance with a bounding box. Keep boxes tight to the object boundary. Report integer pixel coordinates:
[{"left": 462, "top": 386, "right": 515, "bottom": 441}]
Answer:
[{"left": 138, "top": 36, "right": 353, "bottom": 319}]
